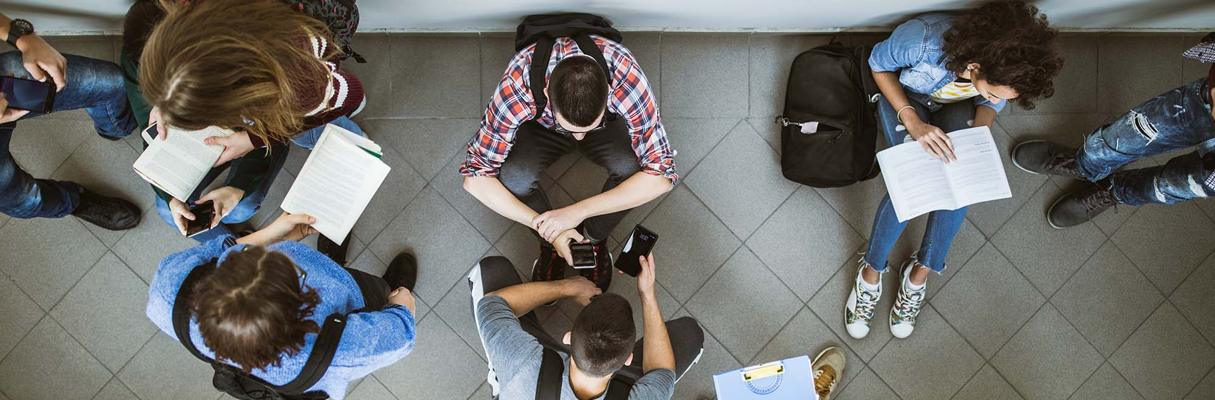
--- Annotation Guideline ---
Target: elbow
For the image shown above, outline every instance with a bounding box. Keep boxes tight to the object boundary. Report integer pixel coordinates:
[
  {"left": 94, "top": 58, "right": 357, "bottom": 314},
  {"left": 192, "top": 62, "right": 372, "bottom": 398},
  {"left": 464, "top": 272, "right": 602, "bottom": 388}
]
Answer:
[{"left": 462, "top": 176, "right": 477, "bottom": 194}]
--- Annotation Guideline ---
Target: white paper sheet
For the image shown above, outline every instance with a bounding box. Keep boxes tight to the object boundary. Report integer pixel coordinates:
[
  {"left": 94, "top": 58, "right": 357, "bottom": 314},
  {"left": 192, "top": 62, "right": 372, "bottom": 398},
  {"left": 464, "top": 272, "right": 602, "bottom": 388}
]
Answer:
[{"left": 280, "top": 124, "right": 390, "bottom": 244}]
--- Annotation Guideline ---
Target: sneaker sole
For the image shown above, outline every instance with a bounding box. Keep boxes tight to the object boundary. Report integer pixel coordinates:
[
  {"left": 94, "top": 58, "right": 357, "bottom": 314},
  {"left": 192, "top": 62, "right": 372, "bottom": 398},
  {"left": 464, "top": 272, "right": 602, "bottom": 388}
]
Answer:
[
  {"left": 1010, "top": 140, "right": 1046, "bottom": 175},
  {"left": 1045, "top": 193, "right": 1070, "bottom": 230}
]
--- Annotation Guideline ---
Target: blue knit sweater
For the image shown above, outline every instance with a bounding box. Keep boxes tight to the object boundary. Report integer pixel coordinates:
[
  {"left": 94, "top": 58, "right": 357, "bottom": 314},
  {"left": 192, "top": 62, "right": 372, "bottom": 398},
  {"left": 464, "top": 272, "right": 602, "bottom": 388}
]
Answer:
[{"left": 146, "top": 235, "right": 416, "bottom": 399}]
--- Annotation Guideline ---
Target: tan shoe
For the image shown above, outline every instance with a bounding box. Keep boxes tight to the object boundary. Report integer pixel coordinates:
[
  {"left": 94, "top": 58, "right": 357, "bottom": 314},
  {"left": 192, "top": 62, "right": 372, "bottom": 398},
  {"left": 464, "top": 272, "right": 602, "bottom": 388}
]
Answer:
[{"left": 812, "top": 347, "right": 847, "bottom": 400}]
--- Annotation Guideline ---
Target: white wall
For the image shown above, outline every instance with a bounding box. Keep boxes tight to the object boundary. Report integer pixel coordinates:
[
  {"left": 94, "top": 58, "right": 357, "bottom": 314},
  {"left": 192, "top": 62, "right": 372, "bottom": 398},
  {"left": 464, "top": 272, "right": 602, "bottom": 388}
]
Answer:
[{"left": 7, "top": 0, "right": 1215, "bottom": 35}]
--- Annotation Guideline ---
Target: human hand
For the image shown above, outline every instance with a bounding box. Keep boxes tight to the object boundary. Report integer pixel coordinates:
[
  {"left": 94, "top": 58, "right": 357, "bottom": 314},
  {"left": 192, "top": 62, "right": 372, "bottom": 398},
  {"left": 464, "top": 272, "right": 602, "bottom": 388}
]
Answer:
[
  {"left": 16, "top": 34, "right": 66, "bottom": 91},
  {"left": 168, "top": 198, "right": 197, "bottom": 235},
  {"left": 906, "top": 119, "right": 955, "bottom": 162},
  {"left": 562, "top": 275, "right": 602, "bottom": 305},
  {"left": 260, "top": 212, "right": 317, "bottom": 242},
  {"left": 636, "top": 254, "right": 658, "bottom": 300},
  {"left": 532, "top": 206, "right": 586, "bottom": 242},
  {"left": 549, "top": 229, "right": 585, "bottom": 266},
  {"left": 204, "top": 130, "right": 256, "bottom": 166},
  {"left": 197, "top": 186, "right": 245, "bottom": 229},
  {"left": 388, "top": 287, "right": 417, "bottom": 314},
  {"left": 0, "top": 94, "right": 30, "bottom": 124}
]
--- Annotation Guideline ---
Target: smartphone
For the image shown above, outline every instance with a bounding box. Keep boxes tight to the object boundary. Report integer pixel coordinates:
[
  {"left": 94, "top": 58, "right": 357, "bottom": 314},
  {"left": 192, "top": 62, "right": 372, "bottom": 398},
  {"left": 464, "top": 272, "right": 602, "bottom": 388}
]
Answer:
[
  {"left": 570, "top": 242, "right": 597, "bottom": 269},
  {"left": 1, "top": 76, "right": 55, "bottom": 113},
  {"left": 184, "top": 203, "right": 216, "bottom": 238},
  {"left": 615, "top": 225, "right": 658, "bottom": 277}
]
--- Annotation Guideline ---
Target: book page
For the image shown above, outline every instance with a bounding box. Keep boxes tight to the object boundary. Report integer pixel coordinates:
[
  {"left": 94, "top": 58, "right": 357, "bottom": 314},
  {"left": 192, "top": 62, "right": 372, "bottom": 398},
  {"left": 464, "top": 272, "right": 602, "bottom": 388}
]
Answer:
[
  {"left": 131, "top": 125, "right": 230, "bottom": 201},
  {"left": 876, "top": 141, "right": 955, "bottom": 222},
  {"left": 281, "top": 126, "right": 390, "bottom": 244},
  {"left": 943, "top": 127, "right": 1013, "bottom": 207}
]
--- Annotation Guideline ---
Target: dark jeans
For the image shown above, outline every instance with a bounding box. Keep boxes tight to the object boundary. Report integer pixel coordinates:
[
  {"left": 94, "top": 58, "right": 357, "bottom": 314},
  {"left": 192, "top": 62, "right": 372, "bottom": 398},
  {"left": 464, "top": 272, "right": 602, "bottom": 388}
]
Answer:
[
  {"left": 345, "top": 267, "right": 390, "bottom": 310},
  {"left": 1076, "top": 79, "right": 1215, "bottom": 205},
  {"left": 0, "top": 52, "right": 136, "bottom": 218},
  {"left": 467, "top": 256, "right": 704, "bottom": 383},
  {"left": 865, "top": 91, "right": 974, "bottom": 272},
  {"left": 499, "top": 118, "right": 641, "bottom": 241}
]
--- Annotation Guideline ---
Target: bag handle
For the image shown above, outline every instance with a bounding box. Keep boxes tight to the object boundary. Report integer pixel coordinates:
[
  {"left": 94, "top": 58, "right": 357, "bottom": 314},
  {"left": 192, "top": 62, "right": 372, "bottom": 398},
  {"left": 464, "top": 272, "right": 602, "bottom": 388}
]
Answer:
[{"left": 536, "top": 347, "right": 564, "bottom": 400}]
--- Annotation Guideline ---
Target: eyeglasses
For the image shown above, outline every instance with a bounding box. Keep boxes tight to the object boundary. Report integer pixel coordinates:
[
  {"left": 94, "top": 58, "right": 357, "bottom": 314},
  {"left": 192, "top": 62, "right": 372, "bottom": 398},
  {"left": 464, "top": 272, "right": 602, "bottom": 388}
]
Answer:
[{"left": 552, "top": 118, "right": 609, "bottom": 136}]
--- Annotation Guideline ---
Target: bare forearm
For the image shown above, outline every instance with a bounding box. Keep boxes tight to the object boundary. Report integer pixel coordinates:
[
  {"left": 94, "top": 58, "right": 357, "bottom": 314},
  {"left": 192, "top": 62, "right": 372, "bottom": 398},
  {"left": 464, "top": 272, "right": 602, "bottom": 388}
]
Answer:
[
  {"left": 640, "top": 293, "right": 675, "bottom": 372},
  {"left": 490, "top": 280, "right": 569, "bottom": 316},
  {"left": 569, "top": 172, "right": 671, "bottom": 220},
  {"left": 873, "top": 71, "right": 922, "bottom": 125},
  {"left": 974, "top": 106, "right": 997, "bottom": 128},
  {"left": 463, "top": 176, "right": 540, "bottom": 226}
]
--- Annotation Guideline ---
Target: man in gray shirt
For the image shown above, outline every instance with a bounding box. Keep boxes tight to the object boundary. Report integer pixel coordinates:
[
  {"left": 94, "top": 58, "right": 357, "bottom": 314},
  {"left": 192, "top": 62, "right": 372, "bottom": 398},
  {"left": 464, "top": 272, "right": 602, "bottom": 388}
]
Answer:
[{"left": 469, "top": 255, "right": 703, "bottom": 399}]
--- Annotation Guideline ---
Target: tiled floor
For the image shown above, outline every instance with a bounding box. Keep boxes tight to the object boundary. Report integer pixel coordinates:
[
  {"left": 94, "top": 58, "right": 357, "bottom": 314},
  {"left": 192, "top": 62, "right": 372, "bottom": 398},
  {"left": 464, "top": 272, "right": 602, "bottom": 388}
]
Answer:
[{"left": 2, "top": 32, "right": 1214, "bottom": 400}]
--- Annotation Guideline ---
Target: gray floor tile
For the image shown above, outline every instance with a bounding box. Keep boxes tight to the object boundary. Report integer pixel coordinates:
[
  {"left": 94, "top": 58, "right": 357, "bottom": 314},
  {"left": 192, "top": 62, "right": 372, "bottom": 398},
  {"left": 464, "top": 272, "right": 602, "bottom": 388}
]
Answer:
[
  {"left": 1111, "top": 203, "right": 1215, "bottom": 293},
  {"left": 1097, "top": 35, "right": 1186, "bottom": 114},
  {"left": 389, "top": 35, "right": 482, "bottom": 118},
  {"left": 478, "top": 33, "right": 516, "bottom": 103},
  {"left": 50, "top": 252, "right": 156, "bottom": 371},
  {"left": 626, "top": 32, "right": 662, "bottom": 102},
  {"left": 467, "top": 382, "right": 490, "bottom": 400},
  {"left": 953, "top": 364, "right": 1024, "bottom": 400},
  {"left": 686, "top": 248, "right": 802, "bottom": 362},
  {"left": 752, "top": 307, "right": 862, "bottom": 389},
  {"left": 346, "top": 376, "right": 397, "bottom": 400},
  {"left": 992, "top": 304, "right": 1104, "bottom": 400},
  {"left": 747, "top": 117, "right": 783, "bottom": 155},
  {"left": 92, "top": 378, "right": 138, "bottom": 400},
  {"left": 350, "top": 144, "right": 427, "bottom": 243},
  {"left": 967, "top": 123, "right": 1050, "bottom": 238},
  {"left": 671, "top": 309, "right": 741, "bottom": 400},
  {"left": 934, "top": 244, "right": 1046, "bottom": 358},
  {"left": 871, "top": 306, "right": 984, "bottom": 400},
  {"left": 1071, "top": 363, "right": 1145, "bottom": 400},
  {"left": 1110, "top": 303, "right": 1215, "bottom": 400},
  {"left": 903, "top": 217, "right": 988, "bottom": 300},
  {"left": 1009, "top": 35, "right": 1099, "bottom": 115},
  {"left": 992, "top": 182, "right": 1106, "bottom": 296},
  {"left": 807, "top": 259, "right": 895, "bottom": 362},
  {"left": 51, "top": 131, "right": 151, "bottom": 218},
  {"left": 0, "top": 318, "right": 111, "bottom": 400},
  {"left": 344, "top": 35, "right": 396, "bottom": 119},
  {"left": 748, "top": 34, "right": 833, "bottom": 118},
  {"left": 1195, "top": 198, "right": 1215, "bottom": 222},
  {"left": 995, "top": 113, "right": 1107, "bottom": 145},
  {"left": 684, "top": 121, "right": 797, "bottom": 238},
  {"left": 112, "top": 207, "right": 198, "bottom": 283},
  {"left": 368, "top": 188, "right": 490, "bottom": 302},
  {"left": 9, "top": 119, "right": 84, "bottom": 177},
  {"left": 1187, "top": 368, "right": 1215, "bottom": 400},
  {"left": 432, "top": 153, "right": 514, "bottom": 244},
  {"left": 836, "top": 366, "right": 899, "bottom": 400},
  {"left": 663, "top": 118, "right": 738, "bottom": 176},
  {"left": 369, "top": 119, "right": 480, "bottom": 181},
  {"left": 374, "top": 316, "right": 486, "bottom": 400},
  {"left": 1051, "top": 242, "right": 1165, "bottom": 356},
  {"left": 746, "top": 187, "right": 864, "bottom": 301},
  {"left": 118, "top": 334, "right": 218, "bottom": 400},
  {"left": 44, "top": 36, "right": 116, "bottom": 63},
  {"left": 0, "top": 217, "right": 107, "bottom": 309},
  {"left": 815, "top": 174, "right": 887, "bottom": 238},
  {"left": 608, "top": 192, "right": 666, "bottom": 243},
  {"left": 433, "top": 277, "right": 487, "bottom": 362},
  {"left": 639, "top": 186, "right": 741, "bottom": 302},
  {"left": 660, "top": 34, "right": 749, "bottom": 118},
  {"left": 1173, "top": 254, "right": 1215, "bottom": 344},
  {"left": 0, "top": 275, "right": 40, "bottom": 361}
]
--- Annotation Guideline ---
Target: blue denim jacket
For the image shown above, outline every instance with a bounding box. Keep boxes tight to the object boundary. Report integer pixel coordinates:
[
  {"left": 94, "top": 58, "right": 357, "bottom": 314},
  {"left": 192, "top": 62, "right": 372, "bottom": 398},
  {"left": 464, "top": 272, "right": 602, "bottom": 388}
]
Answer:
[{"left": 868, "top": 13, "right": 1006, "bottom": 112}]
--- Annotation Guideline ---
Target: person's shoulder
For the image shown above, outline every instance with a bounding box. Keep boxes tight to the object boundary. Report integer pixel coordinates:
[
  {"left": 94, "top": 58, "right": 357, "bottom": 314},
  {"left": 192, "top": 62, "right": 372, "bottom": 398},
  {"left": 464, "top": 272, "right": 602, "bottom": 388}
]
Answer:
[{"left": 629, "top": 368, "right": 677, "bottom": 398}]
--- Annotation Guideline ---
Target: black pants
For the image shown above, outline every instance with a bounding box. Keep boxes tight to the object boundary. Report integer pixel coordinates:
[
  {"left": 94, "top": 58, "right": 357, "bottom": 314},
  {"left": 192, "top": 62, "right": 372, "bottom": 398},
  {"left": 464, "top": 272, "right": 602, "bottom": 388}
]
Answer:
[
  {"left": 468, "top": 256, "right": 704, "bottom": 381},
  {"left": 345, "top": 267, "right": 390, "bottom": 310},
  {"left": 498, "top": 118, "right": 641, "bottom": 241}
]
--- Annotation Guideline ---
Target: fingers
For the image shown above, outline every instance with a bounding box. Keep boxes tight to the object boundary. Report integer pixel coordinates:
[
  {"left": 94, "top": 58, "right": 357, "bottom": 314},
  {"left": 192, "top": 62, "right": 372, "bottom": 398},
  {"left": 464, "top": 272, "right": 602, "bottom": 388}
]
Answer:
[
  {"left": 203, "top": 135, "right": 229, "bottom": 146},
  {"left": 23, "top": 62, "right": 46, "bottom": 83},
  {"left": 173, "top": 214, "right": 189, "bottom": 235},
  {"left": 40, "top": 61, "right": 66, "bottom": 91},
  {"left": 568, "top": 230, "right": 585, "bottom": 243},
  {"left": 211, "top": 201, "right": 225, "bottom": 229},
  {"left": 285, "top": 213, "right": 317, "bottom": 225},
  {"left": 156, "top": 122, "right": 167, "bottom": 140},
  {"left": 0, "top": 108, "right": 29, "bottom": 124},
  {"left": 938, "top": 132, "right": 956, "bottom": 161}
]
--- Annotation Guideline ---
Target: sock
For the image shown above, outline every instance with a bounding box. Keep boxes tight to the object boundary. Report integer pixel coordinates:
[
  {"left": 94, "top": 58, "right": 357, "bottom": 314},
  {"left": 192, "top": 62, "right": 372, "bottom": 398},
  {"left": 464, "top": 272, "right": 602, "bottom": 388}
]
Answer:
[
  {"left": 858, "top": 273, "right": 880, "bottom": 292},
  {"left": 904, "top": 270, "right": 925, "bottom": 291}
]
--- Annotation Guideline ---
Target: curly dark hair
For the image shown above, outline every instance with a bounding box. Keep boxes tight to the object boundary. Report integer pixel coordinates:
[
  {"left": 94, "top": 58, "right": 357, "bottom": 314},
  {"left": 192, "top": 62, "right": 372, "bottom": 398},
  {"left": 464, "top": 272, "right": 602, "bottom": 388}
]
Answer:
[
  {"left": 943, "top": 1, "right": 1063, "bottom": 109},
  {"left": 192, "top": 246, "right": 321, "bottom": 372}
]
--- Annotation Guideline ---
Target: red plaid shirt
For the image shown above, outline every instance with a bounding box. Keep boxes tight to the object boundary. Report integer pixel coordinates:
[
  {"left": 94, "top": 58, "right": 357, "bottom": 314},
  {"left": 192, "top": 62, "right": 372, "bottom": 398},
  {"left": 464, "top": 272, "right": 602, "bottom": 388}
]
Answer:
[{"left": 460, "top": 36, "right": 677, "bottom": 183}]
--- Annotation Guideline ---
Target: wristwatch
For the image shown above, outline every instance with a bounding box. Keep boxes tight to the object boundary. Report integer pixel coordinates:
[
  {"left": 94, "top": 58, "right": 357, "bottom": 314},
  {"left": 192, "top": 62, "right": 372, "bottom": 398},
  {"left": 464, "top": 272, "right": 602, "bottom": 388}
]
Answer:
[{"left": 6, "top": 18, "right": 34, "bottom": 48}]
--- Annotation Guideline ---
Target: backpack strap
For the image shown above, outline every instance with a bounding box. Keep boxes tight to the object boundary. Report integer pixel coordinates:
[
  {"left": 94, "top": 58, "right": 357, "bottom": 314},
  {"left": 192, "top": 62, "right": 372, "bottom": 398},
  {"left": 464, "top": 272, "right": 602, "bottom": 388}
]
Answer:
[
  {"left": 535, "top": 347, "right": 565, "bottom": 400},
  {"left": 172, "top": 261, "right": 349, "bottom": 395},
  {"left": 527, "top": 34, "right": 612, "bottom": 121}
]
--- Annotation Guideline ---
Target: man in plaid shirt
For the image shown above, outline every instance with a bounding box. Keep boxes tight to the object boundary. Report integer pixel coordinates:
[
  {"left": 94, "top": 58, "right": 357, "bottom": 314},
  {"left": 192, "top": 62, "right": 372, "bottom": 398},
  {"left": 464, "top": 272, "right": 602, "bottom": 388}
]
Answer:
[
  {"left": 460, "top": 34, "right": 675, "bottom": 291},
  {"left": 1012, "top": 33, "right": 1215, "bottom": 228}
]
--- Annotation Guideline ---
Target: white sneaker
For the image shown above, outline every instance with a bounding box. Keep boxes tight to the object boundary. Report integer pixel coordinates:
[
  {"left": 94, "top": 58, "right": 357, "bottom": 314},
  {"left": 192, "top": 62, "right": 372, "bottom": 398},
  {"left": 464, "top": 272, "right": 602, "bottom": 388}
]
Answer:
[
  {"left": 889, "top": 258, "right": 927, "bottom": 339},
  {"left": 844, "top": 257, "right": 882, "bottom": 339}
]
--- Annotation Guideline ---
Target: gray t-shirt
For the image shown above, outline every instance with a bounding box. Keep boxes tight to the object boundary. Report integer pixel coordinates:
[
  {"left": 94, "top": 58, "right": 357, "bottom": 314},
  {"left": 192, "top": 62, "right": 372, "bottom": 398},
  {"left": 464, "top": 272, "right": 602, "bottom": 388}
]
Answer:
[{"left": 476, "top": 296, "right": 677, "bottom": 400}]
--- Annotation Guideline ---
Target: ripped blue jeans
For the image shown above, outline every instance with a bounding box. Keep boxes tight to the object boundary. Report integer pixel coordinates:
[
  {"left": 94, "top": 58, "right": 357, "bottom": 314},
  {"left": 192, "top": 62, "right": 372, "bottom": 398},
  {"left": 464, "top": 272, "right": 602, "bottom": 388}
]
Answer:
[{"left": 1076, "top": 79, "right": 1215, "bottom": 205}]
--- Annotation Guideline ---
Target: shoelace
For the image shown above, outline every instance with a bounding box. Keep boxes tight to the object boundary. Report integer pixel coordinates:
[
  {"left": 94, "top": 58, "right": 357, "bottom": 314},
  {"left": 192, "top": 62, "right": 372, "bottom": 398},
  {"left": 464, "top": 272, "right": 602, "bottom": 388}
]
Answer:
[
  {"left": 1082, "top": 188, "right": 1118, "bottom": 215},
  {"left": 855, "top": 283, "right": 879, "bottom": 320},
  {"left": 1045, "top": 152, "right": 1078, "bottom": 174},
  {"left": 814, "top": 366, "right": 837, "bottom": 395},
  {"left": 893, "top": 286, "right": 925, "bottom": 322}
]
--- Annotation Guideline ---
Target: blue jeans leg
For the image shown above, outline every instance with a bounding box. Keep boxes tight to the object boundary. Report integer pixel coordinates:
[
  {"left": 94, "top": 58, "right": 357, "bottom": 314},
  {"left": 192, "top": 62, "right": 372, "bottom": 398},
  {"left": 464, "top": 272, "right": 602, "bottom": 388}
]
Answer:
[
  {"left": 0, "top": 52, "right": 136, "bottom": 137},
  {"left": 0, "top": 124, "right": 82, "bottom": 218},
  {"left": 289, "top": 116, "right": 366, "bottom": 150},
  {"left": 1108, "top": 141, "right": 1215, "bottom": 205}
]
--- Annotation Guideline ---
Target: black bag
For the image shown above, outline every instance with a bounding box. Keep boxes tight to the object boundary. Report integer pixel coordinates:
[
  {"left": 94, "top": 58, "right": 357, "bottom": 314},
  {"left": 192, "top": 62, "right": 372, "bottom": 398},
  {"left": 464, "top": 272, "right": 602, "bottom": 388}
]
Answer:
[
  {"left": 514, "top": 13, "right": 623, "bottom": 117},
  {"left": 778, "top": 41, "right": 881, "bottom": 187},
  {"left": 172, "top": 262, "right": 347, "bottom": 400}
]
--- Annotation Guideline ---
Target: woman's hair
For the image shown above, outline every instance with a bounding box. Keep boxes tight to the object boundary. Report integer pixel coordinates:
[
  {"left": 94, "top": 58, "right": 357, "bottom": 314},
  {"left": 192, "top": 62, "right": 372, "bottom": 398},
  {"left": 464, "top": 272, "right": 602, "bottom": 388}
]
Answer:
[
  {"left": 943, "top": 0, "right": 1063, "bottom": 109},
  {"left": 140, "top": 0, "right": 336, "bottom": 143},
  {"left": 191, "top": 246, "right": 321, "bottom": 372}
]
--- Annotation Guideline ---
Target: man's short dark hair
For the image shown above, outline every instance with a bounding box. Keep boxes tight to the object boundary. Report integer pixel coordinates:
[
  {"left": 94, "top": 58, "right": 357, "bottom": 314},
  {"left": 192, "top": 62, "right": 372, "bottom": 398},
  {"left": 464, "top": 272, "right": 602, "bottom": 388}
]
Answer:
[
  {"left": 549, "top": 56, "right": 609, "bottom": 127},
  {"left": 570, "top": 293, "right": 635, "bottom": 377}
]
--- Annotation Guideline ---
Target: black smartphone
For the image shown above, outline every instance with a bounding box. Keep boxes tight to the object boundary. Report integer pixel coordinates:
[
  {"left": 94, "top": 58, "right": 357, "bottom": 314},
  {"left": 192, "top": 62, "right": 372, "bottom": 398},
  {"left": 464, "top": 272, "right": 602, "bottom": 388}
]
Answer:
[
  {"left": 1, "top": 76, "right": 55, "bottom": 113},
  {"left": 615, "top": 225, "right": 658, "bottom": 277},
  {"left": 570, "top": 242, "right": 597, "bottom": 268},
  {"left": 184, "top": 203, "right": 216, "bottom": 237}
]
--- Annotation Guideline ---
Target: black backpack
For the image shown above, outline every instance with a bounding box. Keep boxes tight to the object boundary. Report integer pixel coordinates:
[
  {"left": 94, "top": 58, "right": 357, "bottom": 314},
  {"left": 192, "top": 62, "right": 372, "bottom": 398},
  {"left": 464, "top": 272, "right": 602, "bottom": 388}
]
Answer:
[
  {"left": 514, "top": 13, "right": 623, "bottom": 117},
  {"left": 172, "top": 262, "right": 347, "bottom": 400},
  {"left": 778, "top": 41, "right": 881, "bottom": 187}
]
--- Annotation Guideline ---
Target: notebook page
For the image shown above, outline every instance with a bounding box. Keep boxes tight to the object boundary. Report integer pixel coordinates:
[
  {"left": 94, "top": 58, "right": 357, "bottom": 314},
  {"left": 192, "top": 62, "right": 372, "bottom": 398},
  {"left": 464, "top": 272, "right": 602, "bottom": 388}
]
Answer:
[
  {"left": 942, "top": 127, "right": 1012, "bottom": 208},
  {"left": 281, "top": 127, "right": 390, "bottom": 244},
  {"left": 876, "top": 137, "right": 956, "bottom": 222}
]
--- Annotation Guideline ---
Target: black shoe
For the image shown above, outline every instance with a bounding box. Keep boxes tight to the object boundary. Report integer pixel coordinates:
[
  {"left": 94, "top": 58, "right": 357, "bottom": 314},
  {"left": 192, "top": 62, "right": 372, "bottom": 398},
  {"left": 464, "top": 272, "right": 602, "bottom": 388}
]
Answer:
[
  {"left": 71, "top": 189, "right": 140, "bottom": 230},
  {"left": 1047, "top": 184, "right": 1118, "bottom": 229},
  {"left": 578, "top": 241, "right": 613, "bottom": 292},
  {"left": 1012, "top": 140, "right": 1084, "bottom": 180},
  {"left": 318, "top": 234, "right": 351, "bottom": 266},
  {"left": 383, "top": 252, "right": 418, "bottom": 291},
  {"left": 531, "top": 244, "right": 568, "bottom": 283}
]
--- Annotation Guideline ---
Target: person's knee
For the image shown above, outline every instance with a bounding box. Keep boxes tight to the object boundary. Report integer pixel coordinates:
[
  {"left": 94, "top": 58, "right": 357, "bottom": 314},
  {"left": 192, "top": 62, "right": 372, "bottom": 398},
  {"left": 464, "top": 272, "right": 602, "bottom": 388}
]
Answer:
[
  {"left": 221, "top": 201, "right": 259, "bottom": 223},
  {"left": 0, "top": 52, "right": 30, "bottom": 79},
  {"left": 471, "top": 256, "right": 522, "bottom": 294},
  {"left": 667, "top": 317, "right": 705, "bottom": 348},
  {"left": 498, "top": 163, "right": 543, "bottom": 198}
]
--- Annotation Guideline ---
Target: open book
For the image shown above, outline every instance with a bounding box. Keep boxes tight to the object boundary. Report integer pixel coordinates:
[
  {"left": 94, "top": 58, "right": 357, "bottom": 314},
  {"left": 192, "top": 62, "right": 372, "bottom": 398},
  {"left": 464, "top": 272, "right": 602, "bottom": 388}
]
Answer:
[
  {"left": 281, "top": 124, "right": 390, "bottom": 245},
  {"left": 876, "top": 126, "right": 1012, "bottom": 222},
  {"left": 132, "top": 124, "right": 233, "bottom": 202}
]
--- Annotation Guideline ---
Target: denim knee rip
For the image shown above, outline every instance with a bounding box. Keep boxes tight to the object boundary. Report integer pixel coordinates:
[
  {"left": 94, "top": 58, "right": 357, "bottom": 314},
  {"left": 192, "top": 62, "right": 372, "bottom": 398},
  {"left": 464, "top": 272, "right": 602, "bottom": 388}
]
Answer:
[{"left": 1129, "top": 111, "right": 1159, "bottom": 144}]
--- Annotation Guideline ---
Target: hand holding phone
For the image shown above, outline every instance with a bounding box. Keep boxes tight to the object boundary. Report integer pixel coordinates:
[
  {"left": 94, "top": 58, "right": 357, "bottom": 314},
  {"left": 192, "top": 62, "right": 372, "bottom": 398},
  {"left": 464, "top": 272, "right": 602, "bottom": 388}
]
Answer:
[
  {"left": 0, "top": 76, "right": 55, "bottom": 113},
  {"left": 0, "top": 94, "right": 30, "bottom": 124},
  {"left": 184, "top": 203, "right": 216, "bottom": 237},
  {"left": 615, "top": 225, "right": 659, "bottom": 277}
]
